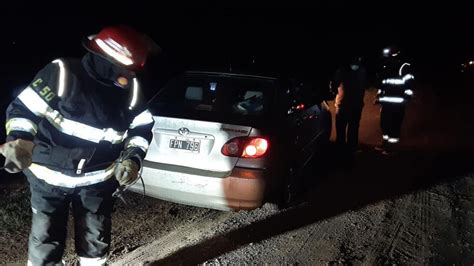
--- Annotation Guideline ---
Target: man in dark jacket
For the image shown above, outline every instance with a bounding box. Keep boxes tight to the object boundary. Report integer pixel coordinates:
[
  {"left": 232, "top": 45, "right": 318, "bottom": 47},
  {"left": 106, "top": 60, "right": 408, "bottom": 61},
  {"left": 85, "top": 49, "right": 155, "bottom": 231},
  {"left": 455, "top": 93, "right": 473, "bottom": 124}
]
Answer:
[
  {"left": 1, "top": 26, "right": 158, "bottom": 265},
  {"left": 334, "top": 56, "right": 368, "bottom": 153}
]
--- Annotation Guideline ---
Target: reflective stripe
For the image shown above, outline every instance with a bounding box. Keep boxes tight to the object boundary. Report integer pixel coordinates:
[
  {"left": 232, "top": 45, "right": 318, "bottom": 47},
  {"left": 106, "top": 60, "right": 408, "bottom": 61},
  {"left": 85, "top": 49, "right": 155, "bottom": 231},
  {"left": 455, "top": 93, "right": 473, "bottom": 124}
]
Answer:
[
  {"left": 17, "top": 87, "right": 127, "bottom": 144},
  {"left": 383, "top": 135, "right": 389, "bottom": 140},
  {"left": 382, "top": 78, "right": 404, "bottom": 85},
  {"left": 125, "top": 136, "right": 150, "bottom": 152},
  {"left": 388, "top": 138, "right": 399, "bottom": 143},
  {"left": 5, "top": 118, "right": 38, "bottom": 135},
  {"left": 17, "top": 87, "right": 50, "bottom": 116},
  {"left": 404, "top": 89, "right": 414, "bottom": 96},
  {"left": 77, "top": 158, "right": 86, "bottom": 174},
  {"left": 29, "top": 259, "right": 65, "bottom": 266},
  {"left": 382, "top": 74, "right": 415, "bottom": 85},
  {"left": 129, "top": 109, "right": 154, "bottom": 129},
  {"left": 29, "top": 163, "right": 115, "bottom": 188},
  {"left": 378, "top": 97, "right": 405, "bottom": 103},
  {"left": 95, "top": 38, "right": 133, "bottom": 66},
  {"left": 129, "top": 78, "right": 139, "bottom": 110},
  {"left": 79, "top": 256, "right": 107, "bottom": 266},
  {"left": 377, "top": 89, "right": 382, "bottom": 95},
  {"left": 52, "top": 59, "right": 67, "bottom": 97},
  {"left": 399, "top": 63, "right": 411, "bottom": 76}
]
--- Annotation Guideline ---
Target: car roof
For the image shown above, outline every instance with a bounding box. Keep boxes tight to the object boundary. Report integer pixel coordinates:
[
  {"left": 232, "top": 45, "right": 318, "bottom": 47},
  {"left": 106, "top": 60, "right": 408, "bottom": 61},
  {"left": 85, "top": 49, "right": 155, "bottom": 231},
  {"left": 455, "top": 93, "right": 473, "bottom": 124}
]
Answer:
[{"left": 184, "top": 71, "right": 278, "bottom": 81}]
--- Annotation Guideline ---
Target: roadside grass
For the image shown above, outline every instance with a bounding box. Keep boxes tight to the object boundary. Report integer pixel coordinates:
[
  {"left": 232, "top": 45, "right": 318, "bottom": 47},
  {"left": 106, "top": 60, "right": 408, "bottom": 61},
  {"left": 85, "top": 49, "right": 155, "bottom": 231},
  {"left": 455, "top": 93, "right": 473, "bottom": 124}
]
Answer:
[{"left": 0, "top": 181, "right": 31, "bottom": 234}]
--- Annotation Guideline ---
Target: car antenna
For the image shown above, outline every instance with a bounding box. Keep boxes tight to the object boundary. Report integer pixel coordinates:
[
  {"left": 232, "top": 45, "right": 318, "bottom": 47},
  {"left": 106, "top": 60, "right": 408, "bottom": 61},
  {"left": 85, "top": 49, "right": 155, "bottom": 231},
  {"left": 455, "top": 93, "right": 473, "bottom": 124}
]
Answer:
[{"left": 227, "top": 55, "right": 232, "bottom": 73}]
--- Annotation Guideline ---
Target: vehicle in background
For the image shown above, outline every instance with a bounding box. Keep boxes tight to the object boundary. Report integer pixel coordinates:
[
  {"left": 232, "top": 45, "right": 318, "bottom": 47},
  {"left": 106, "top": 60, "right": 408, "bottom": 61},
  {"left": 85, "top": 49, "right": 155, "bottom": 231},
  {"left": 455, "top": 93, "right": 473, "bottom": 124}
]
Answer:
[{"left": 460, "top": 60, "right": 474, "bottom": 73}]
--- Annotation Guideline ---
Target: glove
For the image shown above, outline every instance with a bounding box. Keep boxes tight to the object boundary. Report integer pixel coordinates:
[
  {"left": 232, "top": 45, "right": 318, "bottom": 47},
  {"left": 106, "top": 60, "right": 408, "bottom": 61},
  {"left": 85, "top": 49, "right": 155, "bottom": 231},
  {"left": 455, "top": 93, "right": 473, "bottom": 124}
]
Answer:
[
  {"left": 114, "top": 159, "right": 140, "bottom": 186},
  {"left": 0, "top": 139, "right": 34, "bottom": 173}
]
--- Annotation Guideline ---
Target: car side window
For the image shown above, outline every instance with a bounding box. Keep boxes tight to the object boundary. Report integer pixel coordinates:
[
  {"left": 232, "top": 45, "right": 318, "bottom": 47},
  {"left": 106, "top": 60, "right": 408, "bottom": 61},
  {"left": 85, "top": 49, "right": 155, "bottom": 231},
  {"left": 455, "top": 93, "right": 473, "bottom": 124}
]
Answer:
[
  {"left": 285, "top": 80, "right": 327, "bottom": 114},
  {"left": 280, "top": 81, "right": 305, "bottom": 115},
  {"left": 299, "top": 82, "right": 321, "bottom": 107}
]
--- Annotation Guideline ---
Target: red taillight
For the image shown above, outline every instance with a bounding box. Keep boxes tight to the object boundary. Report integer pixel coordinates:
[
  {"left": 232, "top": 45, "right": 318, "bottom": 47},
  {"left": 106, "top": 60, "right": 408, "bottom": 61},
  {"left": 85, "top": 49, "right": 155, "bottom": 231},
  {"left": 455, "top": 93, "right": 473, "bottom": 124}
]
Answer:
[
  {"left": 296, "top": 103, "right": 305, "bottom": 110},
  {"left": 221, "top": 139, "right": 243, "bottom": 157},
  {"left": 222, "top": 137, "right": 269, "bottom": 158},
  {"left": 242, "top": 138, "right": 268, "bottom": 158}
]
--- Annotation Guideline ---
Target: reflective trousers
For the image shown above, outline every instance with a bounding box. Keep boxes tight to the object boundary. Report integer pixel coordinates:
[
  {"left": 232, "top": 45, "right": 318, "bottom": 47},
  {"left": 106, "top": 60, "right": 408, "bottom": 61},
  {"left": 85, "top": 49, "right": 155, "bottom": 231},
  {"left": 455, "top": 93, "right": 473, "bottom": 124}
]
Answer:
[
  {"left": 380, "top": 103, "right": 406, "bottom": 144},
  {"left": 24, "top": 169, "right": 118, "bottom": 265}
]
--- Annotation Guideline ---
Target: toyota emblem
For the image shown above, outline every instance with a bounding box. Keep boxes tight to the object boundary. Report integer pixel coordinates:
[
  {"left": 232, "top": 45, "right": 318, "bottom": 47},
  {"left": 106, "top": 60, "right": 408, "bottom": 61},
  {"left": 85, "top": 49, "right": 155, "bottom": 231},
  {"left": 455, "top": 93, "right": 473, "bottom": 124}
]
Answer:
[{"left": 178, "top": 127, "right": 190, "bottom": 136}]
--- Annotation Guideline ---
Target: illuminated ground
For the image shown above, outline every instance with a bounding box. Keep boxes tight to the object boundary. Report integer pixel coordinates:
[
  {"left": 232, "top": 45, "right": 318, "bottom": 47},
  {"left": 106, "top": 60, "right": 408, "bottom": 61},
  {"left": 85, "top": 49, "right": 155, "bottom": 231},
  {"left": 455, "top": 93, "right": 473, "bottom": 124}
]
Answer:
[{"left": 1, "top": 84, "right": 473, "bottom": 265}]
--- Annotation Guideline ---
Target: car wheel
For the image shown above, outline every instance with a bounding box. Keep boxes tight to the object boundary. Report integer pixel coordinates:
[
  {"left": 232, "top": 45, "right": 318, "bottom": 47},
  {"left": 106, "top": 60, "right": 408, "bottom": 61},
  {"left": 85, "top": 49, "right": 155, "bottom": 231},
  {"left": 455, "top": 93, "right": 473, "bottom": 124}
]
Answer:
[
  {"left": 262, "top": 163, "right": 299, "bottom": 211},
  {"left": 280, "top": 164, "right": 306, "bottom": 209},
  {"left": 261, "top": 202, "right": 281, "bottom": 212}
]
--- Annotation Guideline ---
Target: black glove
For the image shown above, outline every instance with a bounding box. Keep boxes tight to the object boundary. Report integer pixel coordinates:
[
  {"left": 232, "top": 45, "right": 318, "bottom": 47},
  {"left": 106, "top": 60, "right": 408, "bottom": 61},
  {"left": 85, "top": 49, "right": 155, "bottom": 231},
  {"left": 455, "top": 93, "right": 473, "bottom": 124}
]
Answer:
[{"left": 114, "top": 159, "right": 140, "bottom": 186}]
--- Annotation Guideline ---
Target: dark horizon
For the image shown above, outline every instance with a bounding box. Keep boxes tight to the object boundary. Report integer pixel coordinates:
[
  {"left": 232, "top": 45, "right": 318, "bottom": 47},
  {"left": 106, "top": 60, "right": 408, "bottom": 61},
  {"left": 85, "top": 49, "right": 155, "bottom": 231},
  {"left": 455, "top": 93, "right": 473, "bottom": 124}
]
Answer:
[{"left": 1, "top": 6, "right": 472, "bottom": 91}]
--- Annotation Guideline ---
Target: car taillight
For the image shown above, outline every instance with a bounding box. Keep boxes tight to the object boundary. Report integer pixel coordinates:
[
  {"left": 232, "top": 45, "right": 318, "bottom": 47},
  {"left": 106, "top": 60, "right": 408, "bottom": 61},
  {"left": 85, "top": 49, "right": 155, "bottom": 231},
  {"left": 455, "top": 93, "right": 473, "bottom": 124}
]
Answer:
[
  {"left": 222, "top": 137, "right": 269, "bottom": 158},
  {"left": 242, "top": 138, "right": 268, "bottom": 158}
]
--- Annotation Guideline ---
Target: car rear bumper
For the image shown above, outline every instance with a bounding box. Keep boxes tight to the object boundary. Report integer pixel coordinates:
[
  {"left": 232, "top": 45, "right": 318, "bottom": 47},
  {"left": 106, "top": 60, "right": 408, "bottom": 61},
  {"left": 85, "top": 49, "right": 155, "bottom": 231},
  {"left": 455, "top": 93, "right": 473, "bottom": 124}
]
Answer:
[{"left": 129, "top": 164, "right": 266, "bottom": 211}]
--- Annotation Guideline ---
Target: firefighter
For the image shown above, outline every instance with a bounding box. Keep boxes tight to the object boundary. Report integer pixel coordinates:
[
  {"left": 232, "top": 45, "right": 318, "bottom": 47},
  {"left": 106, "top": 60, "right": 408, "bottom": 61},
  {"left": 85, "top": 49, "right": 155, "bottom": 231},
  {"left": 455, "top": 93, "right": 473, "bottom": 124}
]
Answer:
[
  {"left": 1, "top": 26, "right": 158, "bottom": 265},
  {"left": 375, "top": 46, "right": 414, "bottom": 154},
  {"left": 334, "top": 56, "right": 368, "bottom": 153}
]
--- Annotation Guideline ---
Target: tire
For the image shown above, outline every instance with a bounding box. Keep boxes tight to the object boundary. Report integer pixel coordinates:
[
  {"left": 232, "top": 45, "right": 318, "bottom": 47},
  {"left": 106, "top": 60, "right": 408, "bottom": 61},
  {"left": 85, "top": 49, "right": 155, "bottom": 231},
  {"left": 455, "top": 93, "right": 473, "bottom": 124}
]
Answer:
[
  {"left": 262, "top": 163, "right": 299, "bottom": 211},
  {"left": 280, "top": 163, "right": 306, "bottom": 209}
]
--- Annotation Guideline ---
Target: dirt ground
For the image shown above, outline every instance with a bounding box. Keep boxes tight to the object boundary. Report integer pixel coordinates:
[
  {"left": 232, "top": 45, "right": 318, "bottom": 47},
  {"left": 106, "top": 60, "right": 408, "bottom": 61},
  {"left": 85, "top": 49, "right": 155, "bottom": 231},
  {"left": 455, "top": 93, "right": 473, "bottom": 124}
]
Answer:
[{"left": 1, "top": 83, "right": 473, "bottom": 265}]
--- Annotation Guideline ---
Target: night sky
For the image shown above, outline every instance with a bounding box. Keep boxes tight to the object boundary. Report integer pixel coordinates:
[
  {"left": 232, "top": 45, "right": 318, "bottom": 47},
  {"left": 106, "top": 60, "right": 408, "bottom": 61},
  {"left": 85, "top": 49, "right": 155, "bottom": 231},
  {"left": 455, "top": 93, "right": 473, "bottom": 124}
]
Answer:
[{"left": 1, "top": 3, "right": 472, "bottom": 139}]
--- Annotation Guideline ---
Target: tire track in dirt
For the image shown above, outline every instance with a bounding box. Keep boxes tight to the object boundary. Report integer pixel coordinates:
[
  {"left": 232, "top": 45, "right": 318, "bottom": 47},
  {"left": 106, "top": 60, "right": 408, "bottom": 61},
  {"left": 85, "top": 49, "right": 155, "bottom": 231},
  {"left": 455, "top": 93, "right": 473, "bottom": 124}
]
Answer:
[
  {"left": 397, "top": 190, "right": 432, "bottom": 262},
  {"left": 388, "top": 191, "right": 432, "bottom": 263},
  {"left": 110, "top": 175, "right": 473, "bottom": 265},
  {"left": 290, "top": 220, "right": 338, "bottom": 262},
  {"left": 429, "top": 175, "right": 474, "bottom": 264},
  {"left": 204, "top": 207, "right": 344, "bottom": 265},
  {"left": 268, "top": 217, "right": 341, "bottom": 264},
  {"left": 293, "top": 212, "right": 368, "bottom": 265},
  {"left": 365, "top": 188, "right": 438, "bottom": 265},
  {"left": 110, "top": 209, "right": 233, "bottom": 265},
  {"left": 417, "top": 190, "right": 432, "bottom": 260},
  {"left": 329, "top": 205, "right": 393, "bottom": 264},
  {"left": 365, "top": 197, "right": 412, "bottom": 264}
]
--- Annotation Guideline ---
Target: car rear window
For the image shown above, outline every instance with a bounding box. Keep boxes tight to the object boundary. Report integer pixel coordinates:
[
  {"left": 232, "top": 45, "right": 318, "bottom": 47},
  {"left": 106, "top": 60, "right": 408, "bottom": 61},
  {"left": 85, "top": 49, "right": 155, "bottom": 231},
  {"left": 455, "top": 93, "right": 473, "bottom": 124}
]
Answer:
[{"left": 149, "top": 73, "right": 276, "bottom": 124}]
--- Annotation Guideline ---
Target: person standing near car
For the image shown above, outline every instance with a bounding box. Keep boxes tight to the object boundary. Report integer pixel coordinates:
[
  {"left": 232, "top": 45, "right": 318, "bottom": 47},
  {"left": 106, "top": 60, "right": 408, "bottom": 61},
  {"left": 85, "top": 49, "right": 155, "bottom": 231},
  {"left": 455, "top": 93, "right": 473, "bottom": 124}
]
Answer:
[
  {"left": 0, "top": 26, "right": 158, "bottom": 265},
  {"left": 334, "top": 56, "right": 368, "bottom": 153},
  {"left": 375, "top": 46, "right": 414, "bottom": 155}
]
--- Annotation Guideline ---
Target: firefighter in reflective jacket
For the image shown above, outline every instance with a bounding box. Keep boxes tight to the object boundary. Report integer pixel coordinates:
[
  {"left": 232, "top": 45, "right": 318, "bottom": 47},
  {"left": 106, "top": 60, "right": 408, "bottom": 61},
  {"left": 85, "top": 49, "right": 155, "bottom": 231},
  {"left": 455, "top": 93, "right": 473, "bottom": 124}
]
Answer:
[
  {"left": 0, "top": 26, "right": 159, "bottom": 265},
  {"left": 375, "top": 46, "right": 414, "bottom": 153}
]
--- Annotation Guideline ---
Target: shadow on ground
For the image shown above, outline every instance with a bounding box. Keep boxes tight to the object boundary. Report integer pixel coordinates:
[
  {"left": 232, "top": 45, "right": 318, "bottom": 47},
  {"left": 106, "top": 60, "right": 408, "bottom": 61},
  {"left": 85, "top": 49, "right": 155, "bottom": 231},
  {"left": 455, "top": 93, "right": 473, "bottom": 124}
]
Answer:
[{"left": 148, "top": 144, "right": 474, "bottom": 265}]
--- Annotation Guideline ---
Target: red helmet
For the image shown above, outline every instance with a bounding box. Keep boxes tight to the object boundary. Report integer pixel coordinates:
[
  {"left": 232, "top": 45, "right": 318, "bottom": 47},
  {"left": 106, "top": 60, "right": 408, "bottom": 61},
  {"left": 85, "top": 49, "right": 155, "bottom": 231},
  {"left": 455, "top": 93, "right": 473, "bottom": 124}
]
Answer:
[{"left": 83, "top": 25, "right": 159, "bottom": 71}]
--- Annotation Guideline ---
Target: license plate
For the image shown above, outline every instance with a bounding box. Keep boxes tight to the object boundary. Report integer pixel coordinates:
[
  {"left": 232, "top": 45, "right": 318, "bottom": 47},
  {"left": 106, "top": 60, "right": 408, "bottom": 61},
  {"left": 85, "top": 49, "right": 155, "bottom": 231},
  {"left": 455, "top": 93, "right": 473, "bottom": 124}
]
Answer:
[{"left": 169, "top": 139, "right": 200, "bottom": 153}]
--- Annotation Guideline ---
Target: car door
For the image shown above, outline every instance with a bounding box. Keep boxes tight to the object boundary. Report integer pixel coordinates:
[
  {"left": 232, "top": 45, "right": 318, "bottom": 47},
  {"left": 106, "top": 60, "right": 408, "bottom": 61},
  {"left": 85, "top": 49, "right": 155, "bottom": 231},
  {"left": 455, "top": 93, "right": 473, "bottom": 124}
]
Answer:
[
  {"left": 293, "top": 82, "right": 323, "bottom": 167},
  {"left": 279, "top": 81, "right": 309, "bottom": 169}
]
